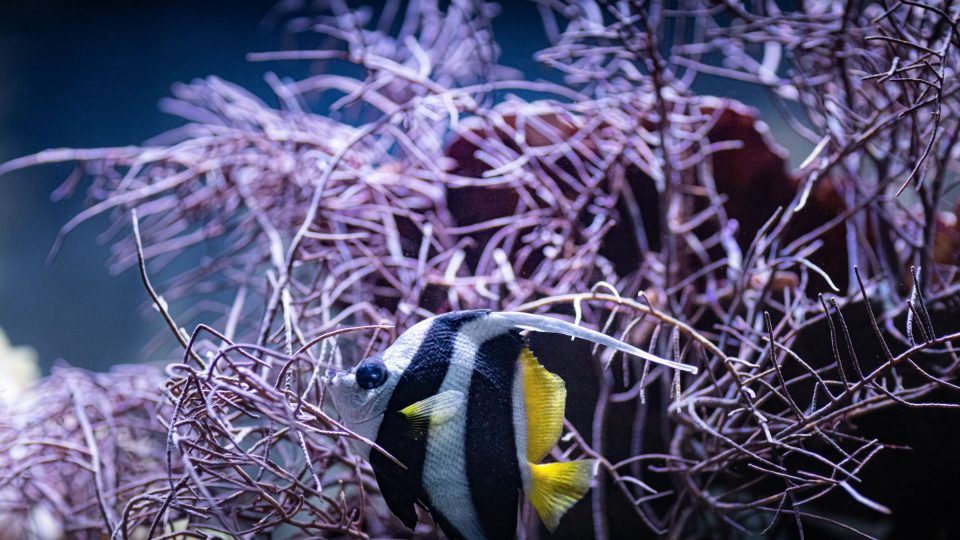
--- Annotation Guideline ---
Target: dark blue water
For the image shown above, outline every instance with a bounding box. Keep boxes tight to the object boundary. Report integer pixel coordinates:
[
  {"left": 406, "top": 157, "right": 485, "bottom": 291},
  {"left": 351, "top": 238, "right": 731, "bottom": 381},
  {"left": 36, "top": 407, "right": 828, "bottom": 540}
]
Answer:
[{"left": 0, "top": 0, "right": 285, "bottom": 371}]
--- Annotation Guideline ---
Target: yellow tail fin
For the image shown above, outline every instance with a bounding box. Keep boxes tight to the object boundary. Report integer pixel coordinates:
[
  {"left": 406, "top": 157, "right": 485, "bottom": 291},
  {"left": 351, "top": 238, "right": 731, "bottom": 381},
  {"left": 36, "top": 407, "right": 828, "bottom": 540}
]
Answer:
[{"left": 527, "top": 460, "right": 599, "bottom": 532}]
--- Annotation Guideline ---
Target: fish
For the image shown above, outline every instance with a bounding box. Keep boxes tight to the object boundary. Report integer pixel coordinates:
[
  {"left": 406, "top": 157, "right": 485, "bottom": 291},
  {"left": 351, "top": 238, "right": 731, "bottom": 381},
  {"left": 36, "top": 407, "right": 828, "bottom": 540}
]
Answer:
[{"left": 324, "top": 310, "right": 697, "bottom": 539}]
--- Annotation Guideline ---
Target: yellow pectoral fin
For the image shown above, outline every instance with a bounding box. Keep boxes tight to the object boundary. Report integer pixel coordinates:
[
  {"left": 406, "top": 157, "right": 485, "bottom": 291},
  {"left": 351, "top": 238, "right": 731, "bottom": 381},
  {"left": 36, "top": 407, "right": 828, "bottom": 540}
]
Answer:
[
  {"left": 527, "top": 459, "right": 598, "bottom": 532},
  {"left": 521, "top": 347, "right": 567, "bottom": 462},
  {"left": 399, "top": 390, "right": 464, "bottom": 439}
]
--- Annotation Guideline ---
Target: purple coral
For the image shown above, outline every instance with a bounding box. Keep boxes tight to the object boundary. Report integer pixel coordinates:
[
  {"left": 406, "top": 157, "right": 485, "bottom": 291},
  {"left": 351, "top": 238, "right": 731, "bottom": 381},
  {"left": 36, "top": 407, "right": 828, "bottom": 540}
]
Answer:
[{"left": 2, "top": 1, "right": 960, "bottom": 538}]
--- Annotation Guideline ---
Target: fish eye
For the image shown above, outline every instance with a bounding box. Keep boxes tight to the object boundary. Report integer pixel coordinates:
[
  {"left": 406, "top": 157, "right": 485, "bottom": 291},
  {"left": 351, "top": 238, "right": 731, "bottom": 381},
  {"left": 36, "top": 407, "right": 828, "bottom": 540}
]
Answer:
[{"left": 355, "top": 359, "right": 388, "bottom": 390}]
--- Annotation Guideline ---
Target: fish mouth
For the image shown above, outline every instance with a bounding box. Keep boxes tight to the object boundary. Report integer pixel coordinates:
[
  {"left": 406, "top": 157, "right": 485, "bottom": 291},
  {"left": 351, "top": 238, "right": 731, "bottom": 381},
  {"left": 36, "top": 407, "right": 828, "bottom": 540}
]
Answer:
[
  {"left": 323, "top": 376, "right": 386, "bottom": 426},
  {"left": 321, "top": 369, "right": 345, "bottom": 387}
]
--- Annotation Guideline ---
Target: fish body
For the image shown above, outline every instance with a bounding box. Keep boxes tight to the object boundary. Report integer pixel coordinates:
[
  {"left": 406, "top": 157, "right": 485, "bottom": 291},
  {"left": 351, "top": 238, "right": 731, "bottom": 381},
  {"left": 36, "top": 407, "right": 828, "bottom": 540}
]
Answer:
[{"left": 326, "top": 310, "right": 696, "bottom": 539}]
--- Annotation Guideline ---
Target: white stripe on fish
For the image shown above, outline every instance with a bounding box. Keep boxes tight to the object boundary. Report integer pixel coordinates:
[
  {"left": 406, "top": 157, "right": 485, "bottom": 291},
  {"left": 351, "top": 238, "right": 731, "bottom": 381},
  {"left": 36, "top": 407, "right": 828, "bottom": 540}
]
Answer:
[{"left": 422, "top": 316, "right": 512, "bottom": 540}]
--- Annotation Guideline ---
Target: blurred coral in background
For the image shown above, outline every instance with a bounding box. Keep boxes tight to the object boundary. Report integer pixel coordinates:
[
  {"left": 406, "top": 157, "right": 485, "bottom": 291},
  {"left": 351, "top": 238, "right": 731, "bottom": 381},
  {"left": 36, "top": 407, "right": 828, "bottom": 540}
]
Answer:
[{"left": 0, "top": 327, "right": 38, "bottom": 404}]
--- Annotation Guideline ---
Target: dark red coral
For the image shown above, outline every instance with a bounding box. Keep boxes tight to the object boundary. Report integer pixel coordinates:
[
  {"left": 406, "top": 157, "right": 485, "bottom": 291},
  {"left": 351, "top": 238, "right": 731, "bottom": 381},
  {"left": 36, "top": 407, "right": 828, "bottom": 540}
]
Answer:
[{"left": 445, "top": 99, "right": 850, "bottom": 295}]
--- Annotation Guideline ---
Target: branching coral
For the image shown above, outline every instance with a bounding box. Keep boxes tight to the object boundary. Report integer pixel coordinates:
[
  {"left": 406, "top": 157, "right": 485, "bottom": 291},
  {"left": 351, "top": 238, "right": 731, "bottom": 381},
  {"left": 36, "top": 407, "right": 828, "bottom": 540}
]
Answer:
[{"left": 2, "top": 0, "right": 960, "bottom": 538}]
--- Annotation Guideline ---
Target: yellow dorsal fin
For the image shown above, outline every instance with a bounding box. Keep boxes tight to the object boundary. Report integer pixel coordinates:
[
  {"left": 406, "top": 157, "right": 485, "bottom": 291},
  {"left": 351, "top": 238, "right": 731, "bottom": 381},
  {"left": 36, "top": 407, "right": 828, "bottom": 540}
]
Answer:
[
  {"left": 521, "top": 347, "right": 566, "bottom": 462},
  {"left": 527, "top": 460, "right": 599, "bottom": 532},
  {"left": 399, "top": 390, "right": 464, "bottom": 439}
]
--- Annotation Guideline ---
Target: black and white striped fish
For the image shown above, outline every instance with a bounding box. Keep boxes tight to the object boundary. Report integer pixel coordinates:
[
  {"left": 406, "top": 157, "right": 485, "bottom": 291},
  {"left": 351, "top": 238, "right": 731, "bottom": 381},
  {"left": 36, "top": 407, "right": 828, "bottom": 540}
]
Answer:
[{"left": 325, "top": 310, "right": 697, "bottom": 539}]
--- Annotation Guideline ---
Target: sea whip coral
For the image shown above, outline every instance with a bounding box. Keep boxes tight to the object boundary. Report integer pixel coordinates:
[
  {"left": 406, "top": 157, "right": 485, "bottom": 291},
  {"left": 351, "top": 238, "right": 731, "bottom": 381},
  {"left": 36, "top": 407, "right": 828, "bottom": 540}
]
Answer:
[{"left": 2, "top": 0, "right": 960, "bottom": 538}]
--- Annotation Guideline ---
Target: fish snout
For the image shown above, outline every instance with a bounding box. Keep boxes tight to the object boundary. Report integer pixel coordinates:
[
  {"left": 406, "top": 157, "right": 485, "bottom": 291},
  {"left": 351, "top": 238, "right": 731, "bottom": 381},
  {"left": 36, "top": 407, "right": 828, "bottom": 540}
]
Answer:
[{"left": 322, "top": 368, "right": 346, "bottom": 385}]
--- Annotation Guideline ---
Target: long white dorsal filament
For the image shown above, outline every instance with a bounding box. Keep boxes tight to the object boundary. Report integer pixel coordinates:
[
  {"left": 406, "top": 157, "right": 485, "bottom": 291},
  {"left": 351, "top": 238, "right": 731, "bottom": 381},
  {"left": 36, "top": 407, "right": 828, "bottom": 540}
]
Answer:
[{"left": 492, "top": 312, "right": 699, "bottom": 375}]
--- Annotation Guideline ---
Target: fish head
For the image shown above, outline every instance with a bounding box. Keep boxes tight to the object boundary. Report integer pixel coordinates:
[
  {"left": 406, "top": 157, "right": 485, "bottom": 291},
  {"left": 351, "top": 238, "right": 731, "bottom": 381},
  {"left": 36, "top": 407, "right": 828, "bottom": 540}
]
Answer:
[
  {"left": 324, "top": 353, "right": 395, "bottom": 429},
  {"left": 324, "top": 318, "right": 434, "bottom": 439}
]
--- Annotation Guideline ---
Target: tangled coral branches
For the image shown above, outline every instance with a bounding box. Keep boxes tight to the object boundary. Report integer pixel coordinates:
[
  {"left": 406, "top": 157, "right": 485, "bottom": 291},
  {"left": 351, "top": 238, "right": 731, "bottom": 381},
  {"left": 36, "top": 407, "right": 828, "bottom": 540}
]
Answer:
[
  {"left": 0, "top": 365, "right": 168, "bottom": 539},
  {"left": 0, "top": 330, "right": 393, "bottom": 539},
  {"left": 139, "top": 326, "right": 393, "bottom": 539},
  {"left": 2, "top": 0, "right": 960, "bottom": 538}
]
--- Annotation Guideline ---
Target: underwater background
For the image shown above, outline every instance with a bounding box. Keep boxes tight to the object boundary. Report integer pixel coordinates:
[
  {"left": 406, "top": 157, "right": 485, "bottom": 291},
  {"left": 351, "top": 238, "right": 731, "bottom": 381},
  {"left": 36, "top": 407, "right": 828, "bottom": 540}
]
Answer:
[
  {"left": 0, "top": 0, "right": 812, "bottom": 373},
  {"left": 1, "top": 0, "right": 292, "bottom": 371},
  {"left": 2, "top": 1, "right": 959, "bottom": 538}
]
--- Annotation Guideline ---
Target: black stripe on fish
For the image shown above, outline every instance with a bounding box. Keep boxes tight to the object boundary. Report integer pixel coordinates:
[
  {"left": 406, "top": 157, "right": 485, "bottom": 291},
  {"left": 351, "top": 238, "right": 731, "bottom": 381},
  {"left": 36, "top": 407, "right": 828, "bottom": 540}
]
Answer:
[
  {"left": 466, "top": 330, "right": 524, "bottom": 540},
  {"left": 371, "top": 309, "right": 489, "bottom": 532}
]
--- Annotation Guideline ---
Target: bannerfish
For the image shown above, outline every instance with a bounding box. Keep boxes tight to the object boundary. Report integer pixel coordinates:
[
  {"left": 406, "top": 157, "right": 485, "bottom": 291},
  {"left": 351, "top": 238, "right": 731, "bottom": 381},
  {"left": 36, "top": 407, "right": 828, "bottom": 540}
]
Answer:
[{"left": 325, "top": 310, "right": 697, "bottom": 539}]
